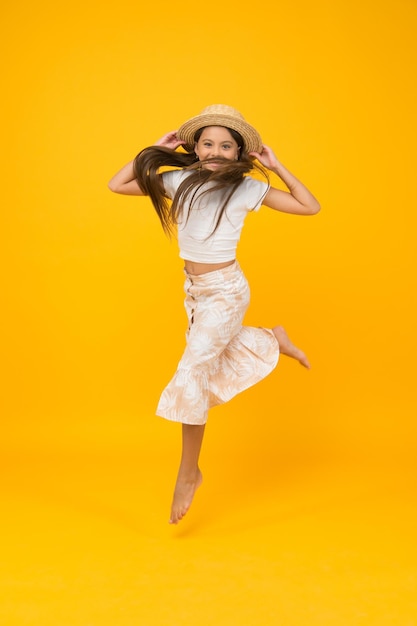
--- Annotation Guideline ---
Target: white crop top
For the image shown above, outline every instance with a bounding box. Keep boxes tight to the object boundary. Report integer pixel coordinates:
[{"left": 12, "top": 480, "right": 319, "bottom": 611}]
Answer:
[{"left": 162, "top": 169, "right": 269, "bottom": 263}]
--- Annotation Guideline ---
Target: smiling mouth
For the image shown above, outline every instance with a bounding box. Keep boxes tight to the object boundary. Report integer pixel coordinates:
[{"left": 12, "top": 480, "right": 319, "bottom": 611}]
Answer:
[
  {"left": 201, "top": 158, "right": 230, "bottom": 170},
  {"left": 206, "top": 159, "right": 226, "bottom": 166}
]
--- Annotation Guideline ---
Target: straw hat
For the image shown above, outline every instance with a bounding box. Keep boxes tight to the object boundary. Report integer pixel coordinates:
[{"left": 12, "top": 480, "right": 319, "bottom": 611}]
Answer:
[{"left": 177, "top": 104, "right": 263, "bottom": 154}]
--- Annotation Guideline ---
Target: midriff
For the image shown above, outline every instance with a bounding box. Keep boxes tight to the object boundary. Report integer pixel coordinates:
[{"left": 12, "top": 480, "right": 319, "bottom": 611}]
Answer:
[{"left": 184, "top": 259, "right": 235, "bottom": 276}]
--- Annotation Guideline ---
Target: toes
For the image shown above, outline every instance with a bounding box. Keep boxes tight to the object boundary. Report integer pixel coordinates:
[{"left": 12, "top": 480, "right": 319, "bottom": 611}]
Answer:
[
  {"left": 169, "top": 473, "right": 202, "bottom": 524},
  {"left": 169, "top": 506, "right": 187, "bottom": 524}
]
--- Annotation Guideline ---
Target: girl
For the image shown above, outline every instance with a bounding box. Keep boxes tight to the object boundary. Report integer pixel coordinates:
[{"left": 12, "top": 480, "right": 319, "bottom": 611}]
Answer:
[{"left": 108, "top": 104, "right": 320, "bottom": 524}]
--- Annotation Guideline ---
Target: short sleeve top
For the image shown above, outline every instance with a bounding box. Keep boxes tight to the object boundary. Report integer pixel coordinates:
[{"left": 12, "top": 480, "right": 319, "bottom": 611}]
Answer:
[{"left": 162, "top": 169, "right": 269, "bottom": 263}]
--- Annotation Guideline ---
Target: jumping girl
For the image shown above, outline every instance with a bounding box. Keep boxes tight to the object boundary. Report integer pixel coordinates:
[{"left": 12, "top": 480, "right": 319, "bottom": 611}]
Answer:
[{"left": 108, "top": 104, "right": 320, "bottom": 524}]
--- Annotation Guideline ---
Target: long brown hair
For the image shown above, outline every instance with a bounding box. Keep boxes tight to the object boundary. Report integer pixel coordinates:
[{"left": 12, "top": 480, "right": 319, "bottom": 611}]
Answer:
[{"left": 133, "top": 127, "right": 268, "bottom": 237}]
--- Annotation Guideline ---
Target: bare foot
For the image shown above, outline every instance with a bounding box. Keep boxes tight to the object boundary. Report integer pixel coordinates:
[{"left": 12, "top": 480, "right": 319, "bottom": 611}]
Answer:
[
  {"left": 169, "top": 469, "right": 203, "bottom": 525},
  {"left": 272, "top": 325, "right": 311, "bottom": 369}
]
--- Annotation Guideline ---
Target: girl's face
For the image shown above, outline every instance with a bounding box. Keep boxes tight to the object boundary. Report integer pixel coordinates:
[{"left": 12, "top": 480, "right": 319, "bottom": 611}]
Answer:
[{"left": 194, "top": 126, "right": 240, "bottom": 170}]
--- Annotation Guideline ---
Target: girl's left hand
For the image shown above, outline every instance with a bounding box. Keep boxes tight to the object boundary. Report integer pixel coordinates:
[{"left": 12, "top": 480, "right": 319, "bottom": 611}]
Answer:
[
  {"left": 154, "top": 130, "right": 186, "bottom": 150},
  {"left": 249, "top": 144, "right": 280, "bottom": 170}
]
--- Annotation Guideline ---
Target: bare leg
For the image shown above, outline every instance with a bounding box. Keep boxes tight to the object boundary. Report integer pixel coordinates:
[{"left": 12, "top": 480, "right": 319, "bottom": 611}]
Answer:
[
  {"left": 169, "top": 423, "right": 205, "bottom": 524},
  {"left": 272, "top": 325, "right": 311, "bottom": 369}
]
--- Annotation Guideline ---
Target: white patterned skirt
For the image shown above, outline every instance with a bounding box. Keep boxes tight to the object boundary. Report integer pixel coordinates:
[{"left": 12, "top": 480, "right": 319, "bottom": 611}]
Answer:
[{"left": 156, "top": 261, "right": 279, "bottom": 425}]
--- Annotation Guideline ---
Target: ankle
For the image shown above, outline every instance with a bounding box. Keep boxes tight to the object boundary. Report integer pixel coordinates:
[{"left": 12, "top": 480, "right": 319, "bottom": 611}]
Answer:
[{"left": 177, "top": 466, "right": 201, "bottom": 483}]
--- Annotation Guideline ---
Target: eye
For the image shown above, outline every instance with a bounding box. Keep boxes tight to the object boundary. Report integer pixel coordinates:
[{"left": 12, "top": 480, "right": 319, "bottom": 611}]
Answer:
[{"left": 222, "top": 145, "right": 232, "bottom": 150}]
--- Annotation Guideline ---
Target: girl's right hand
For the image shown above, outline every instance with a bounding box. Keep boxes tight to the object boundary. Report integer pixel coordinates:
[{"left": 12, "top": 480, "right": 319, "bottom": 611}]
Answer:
[{"left": 154, "top": 130, "right": 185, "bottom": 150}]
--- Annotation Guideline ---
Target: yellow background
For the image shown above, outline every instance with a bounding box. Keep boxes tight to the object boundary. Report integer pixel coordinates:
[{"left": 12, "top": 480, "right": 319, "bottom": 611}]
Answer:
[{"left": 1, "top": 0, "right": 416, "bottom": 624}]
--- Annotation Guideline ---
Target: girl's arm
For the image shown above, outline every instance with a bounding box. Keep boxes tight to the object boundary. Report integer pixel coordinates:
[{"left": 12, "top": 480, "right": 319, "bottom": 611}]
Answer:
[
  {"left": 108, "top": 160, "right": 144, "bottom": 196},
  {"left": 250, "top": 145, "right": 320, "bottom": 216},
  {"left": 108, "top": 130, "right": 185, "bottom": 196}
]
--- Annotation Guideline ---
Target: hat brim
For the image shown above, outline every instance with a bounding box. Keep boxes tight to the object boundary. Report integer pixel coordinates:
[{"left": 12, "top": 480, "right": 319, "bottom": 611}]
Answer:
[{"left": 177, "top": 113, "right": 263, "bottom": 154}]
